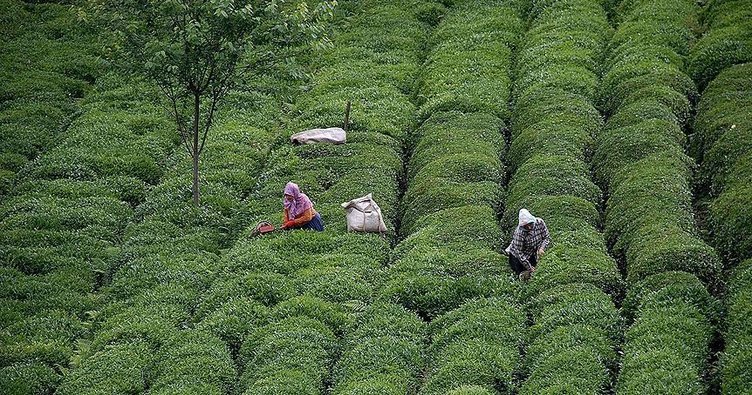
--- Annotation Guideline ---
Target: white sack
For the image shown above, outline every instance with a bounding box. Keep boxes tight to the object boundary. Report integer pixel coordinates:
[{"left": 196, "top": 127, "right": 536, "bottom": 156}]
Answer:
[
  {"left": 341, "top": 193, "right": 387, "bottom": 233},
  {"left": 291, "top": 127, "right": 346, "bottom": 145}
]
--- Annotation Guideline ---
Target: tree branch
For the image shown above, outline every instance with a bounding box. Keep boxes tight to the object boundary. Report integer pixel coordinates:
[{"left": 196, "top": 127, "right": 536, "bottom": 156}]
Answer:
[{"left": 163, "top": 85, "right": 194, "bottom": 157}]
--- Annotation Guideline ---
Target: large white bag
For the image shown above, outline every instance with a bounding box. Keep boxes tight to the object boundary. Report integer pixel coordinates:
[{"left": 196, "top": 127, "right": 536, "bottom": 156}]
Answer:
[
  {"left": 290, "top": 127, "right": 346, "bottom": 145},
  {"left": 341, "top": 193, "right": 387, "bottom": 233}
]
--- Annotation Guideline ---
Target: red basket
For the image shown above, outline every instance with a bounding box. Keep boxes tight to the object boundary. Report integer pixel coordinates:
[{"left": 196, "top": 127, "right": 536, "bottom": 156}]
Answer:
[{"left": 252, "top": 221, "right": 275, "bottom": 237}]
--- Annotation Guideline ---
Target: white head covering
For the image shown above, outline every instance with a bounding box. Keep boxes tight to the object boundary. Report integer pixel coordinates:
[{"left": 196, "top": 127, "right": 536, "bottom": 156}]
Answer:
[{"left": 518, "top": 208, "right": 536, "bottom": 226}]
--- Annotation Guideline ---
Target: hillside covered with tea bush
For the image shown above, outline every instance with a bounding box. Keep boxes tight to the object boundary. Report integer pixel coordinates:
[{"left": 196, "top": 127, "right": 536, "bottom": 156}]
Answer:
[{"left": 1, "top": 0, "right": 751, "bottom": 394}]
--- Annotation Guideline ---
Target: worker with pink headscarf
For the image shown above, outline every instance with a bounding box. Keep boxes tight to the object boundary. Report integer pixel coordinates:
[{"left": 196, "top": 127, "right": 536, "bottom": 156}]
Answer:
[
  {"left": 281, "top": 182, "right": 324, "bottom": 231},
  {"left": 505, "top": 208, "right": 551, "bottom": 276}
]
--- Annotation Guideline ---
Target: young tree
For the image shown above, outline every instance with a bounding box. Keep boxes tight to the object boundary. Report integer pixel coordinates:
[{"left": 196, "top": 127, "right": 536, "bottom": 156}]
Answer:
[{"left": 90, "top": 0, "right": 336, "bottom": 205}]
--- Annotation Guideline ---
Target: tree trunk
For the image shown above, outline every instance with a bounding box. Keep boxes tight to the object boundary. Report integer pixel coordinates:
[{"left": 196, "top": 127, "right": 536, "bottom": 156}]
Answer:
[{"left": 192, "top": 93, "right": 201, "bottom": 206}]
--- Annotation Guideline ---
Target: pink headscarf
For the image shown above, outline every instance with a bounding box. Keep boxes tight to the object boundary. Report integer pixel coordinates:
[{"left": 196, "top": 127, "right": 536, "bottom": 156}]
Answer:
[{"left": 284, "top": 182, "right": 313, "bottom": 219}]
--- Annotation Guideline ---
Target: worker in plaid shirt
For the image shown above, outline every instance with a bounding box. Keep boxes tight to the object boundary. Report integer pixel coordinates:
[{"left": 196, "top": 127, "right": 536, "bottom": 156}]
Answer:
[{"left": 505, "top": 208, "right": 552, "bottom": 277}]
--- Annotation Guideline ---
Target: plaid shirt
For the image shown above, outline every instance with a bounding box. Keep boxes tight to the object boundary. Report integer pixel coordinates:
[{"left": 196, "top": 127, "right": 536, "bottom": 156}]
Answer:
[{"left": 506, "top": 218, "right": 552, "bottom": 270}]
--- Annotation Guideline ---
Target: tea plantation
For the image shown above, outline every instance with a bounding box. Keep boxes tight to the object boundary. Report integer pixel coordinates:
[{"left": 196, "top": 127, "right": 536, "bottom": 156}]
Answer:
[{"left": 1, "top": 0, "right": 750, "bottom": 394}]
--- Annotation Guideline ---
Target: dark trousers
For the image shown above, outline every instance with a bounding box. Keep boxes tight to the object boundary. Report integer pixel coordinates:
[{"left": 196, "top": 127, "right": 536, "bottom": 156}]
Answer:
[
  {"left": 509, "top": 253, "right": 537, "bottom": 275},
  {"left": 300, "top": 212, "right": 324, "bottom": 231}
]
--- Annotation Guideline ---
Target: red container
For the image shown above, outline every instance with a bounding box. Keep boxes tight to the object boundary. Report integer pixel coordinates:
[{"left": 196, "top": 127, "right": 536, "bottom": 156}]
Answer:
[{"left": 252, "top": 221, "right": 275, "bottom": 236}]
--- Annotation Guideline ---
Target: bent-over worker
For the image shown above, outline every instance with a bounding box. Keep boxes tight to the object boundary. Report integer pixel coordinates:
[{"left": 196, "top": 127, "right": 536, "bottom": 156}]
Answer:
[
  {"left": 282, "top": 182, "right": 324, "bottom": 231},
  {"left": 505, "top": 208, "right": 551, "bottom": 276}
]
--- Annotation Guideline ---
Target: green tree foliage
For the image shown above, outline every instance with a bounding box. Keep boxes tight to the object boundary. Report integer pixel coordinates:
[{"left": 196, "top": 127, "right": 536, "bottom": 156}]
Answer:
[{"left": 89, "top": 0, "right": 336, "bottom": 205}]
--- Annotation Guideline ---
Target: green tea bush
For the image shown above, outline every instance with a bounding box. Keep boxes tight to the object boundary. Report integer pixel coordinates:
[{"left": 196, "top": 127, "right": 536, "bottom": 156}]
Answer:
[
  {"left": 409, "top": 112, "right": 503, "bottom": 176},
  {"left": 429, "top": 297, "right": 524, "bottom": 351},
  {"left": 197, "top": 272, "right": 295, "bottom": 316},
  {"left": 382, "top": 245, "right": 511, "bottom": 318},
  {"left": 599, "top": 60, "right": 697, "bottom": 116},
  {"left": 243, "top": 369, "right": 320, "bottom": 395},
  {"left": 295, "top": 85, "right": 416, "bottom": 141},
  {"left": 401, "top": 180, "right": 501, "bottom": 234},
  {"left": 621, "top": 82, "right": 694, "bottom": 122},
  {"left": 0, "top": 361, "right": 59, "bottom": 395},
  {"left": 517, "top": 42, "right": 600, "bottom": 78},
  {"left": 420, "top": 43, "right": 513, "bottom": 119},
  {"left": 516, "top": 66, "right": 599, "bottom": 104},
  {"left": 508, "top": 119, "right": 594, "bottom": 169},
  {"left": 0, "top": 310, "right": 84, "bottom": 368},
  {"left": 525, "top": 324, "right": 616, "bottom": 373},
  {"left": 56, "top": 341, "right": 154, "bottom": 395},
  {"left": 30, "top": 14, "right": 297, "bottom": 395},
  {"left": 701, "top": 0, "right": 752, "bottom": 29},
  {"left": 243, "top": 231, "right": 390, "bottom": 266},
  {"left": 88, "top": 307, "right": 180, "bottom": 355},
  {"left": 522, "top": 28, "right": 607, "bottom": 64},
  {"left": 0, "top": 267, "right": 98, "bottom": 317},
  {"left": 0, "top": 228, "right": 117, "bottom": 276},
  {"left": 523, "top": 243, "right": 624, "bottom": 300},
  {"left": 602, "top": 151, "right": 722, "bottom": 284},
  {"left": 446, "top": 385, "right": 495, "bottom": 395},
  {"left": 691, "top": 64, "right": 752, "bottom": 164},
  {"left": 508, "top": 15, "right": 621, "bottom": 394},
  {"left": 16, "top": 177, "right": 148, "bottom": 207},
  {"left": 632, "top": 302, "right": 712, "bottom": 362},
  {"left": 335, "top": 3, "right": 429, "bottom": 61},
  {"left": 603, "top": 98, "right": 678, "bottom": 132},
  {"left": 609, "top": 18, "right": 695, "bottom": 57},
  {"left": 689, "top": 2, "right": 752, "bottom": 90},
  {"left": 0, "top": 12, "right": 101, "bottom": 190},
  {"left": 597, "top": 0, "right": 718, "bottom": 315},
  {"left": 411, "top": 153, "right": 501, "bottom": 186},
  {"left": 617, "top": 300, "right": 712, "bottom": 394},
  {"left": 518, "top": 349, "right": 609, "bottom": 395},
  {"left": 503, "top": 3, "right": 624, "bottom": 390},
  {"left": 121, "top": 220, "right": 221, "bottom": 261},
  {"left": 626, "top": 223, "right": 721, "bottom": 285},
  {"left": 696, "top": 122, "right": 752, "bottom": 192},
  {"left": 21, "top": 109, "right": 172, "bottom": 185},
  {"left": 295, "top": 143, "right": 402, "bottom": 180},
  {"left": 270, "top": 296, "right": 355, "bottom": 337},
  {"left": 333, "top": 337, "right": 423, "bottom": 394},
  {"left": 345, "top": 302, "right": 426, "bottom": 344},
  {"left": 100, "top": 283, "right": 196, "bottom": 327},
  {"left": 690, "top": 64, "right": 752, "bottom": 265},
  {"left": 529, "top": 283, "right": 621, "bottom": 341},
  {"left": 722, "top": 259, "right": 752, "bottom": 394},
  {"left": 622, "top": 271, "right": 720, "bottom": 325},
  {"left": 403, "top": 116, "right": 503, "bottom": 227},
  {"left": 395, "top": 205, "right": 502, "bottom": 258},
  {"left": 0, "top": 93, "right": 69, "bottom": 122},
  {"left": 429, "top": 3, "right": 520, "bottom": 48},
  {"left": 421, "top": 298, "right": 523, "bottom": 394},
  {"left": 107, "top": 251, "right": 218, "bottom": 301},
  {"left": 421, "top": 355, "right": 512, "bottom": 395},
  {"left": 132, "top": 177, "right": 240, "bottom": 230},
  {"left": 294, "top": 262, "right": 378, "bottom": 304},
  {"left": 311, "top": 57, "right": 418, "bottom": 94},
  {"left": 604, "top": 152, "right": 694, "bottom": 251},
  {"left": 239, "top": 317, "right": 337, "bottom": 393},
  {"left": 332, "top": 303, "right": 425, "bottom": 395},
  {"left": 506, "top": 155, "right": 601, "bottom": 206},
  {"left": 511, "top": 89, "right": 600, "bottom": 147},
  {"left": 710, "top": 183, "right": 752, "bottom": 265},
  {"left": 0, "top": 195, "right": 131, "bottom": 241},
  {"left": 592, "top": 119, "right": 685, "bottom": 188},
  {"left": 0, "top": 0, "right": 28, "bottom": 39},
  {"left": 149, "top": 330, "right": 235, "bottom": 393},
  {"left": 150, "top": 383, "right": 223, "bottom": 395},
  {"left": 618, "top": 351, "right": 704, "bottom": 394},
  {"left": 196, "top": 299, "right": 269, "bottom": 357}
]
